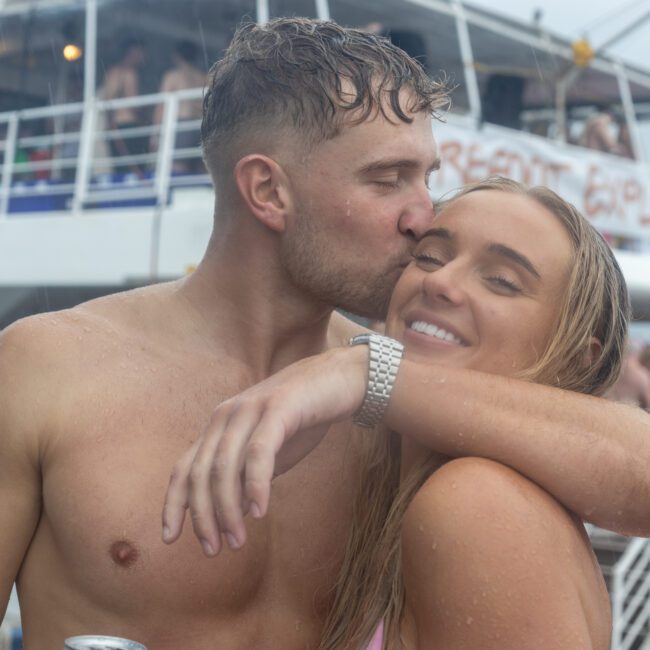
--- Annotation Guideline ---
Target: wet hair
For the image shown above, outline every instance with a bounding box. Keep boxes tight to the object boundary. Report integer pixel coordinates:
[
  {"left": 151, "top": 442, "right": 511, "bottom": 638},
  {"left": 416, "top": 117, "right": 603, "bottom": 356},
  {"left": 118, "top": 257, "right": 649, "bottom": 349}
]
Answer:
[
  {"left": 320, "top": 176, "right": 630, "bottom": 650},
  {"left": 200, "top": 17, "right": 449, "bottom": 190},
  {"left": 175, "top": 40, "right": 199, "bottom": 64}
]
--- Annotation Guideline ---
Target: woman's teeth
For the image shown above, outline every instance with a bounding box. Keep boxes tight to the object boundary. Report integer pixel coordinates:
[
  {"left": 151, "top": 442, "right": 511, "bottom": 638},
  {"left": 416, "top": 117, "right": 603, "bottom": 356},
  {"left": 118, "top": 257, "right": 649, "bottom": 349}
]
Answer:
[{"left": 409, "top": 320, "right": 462, "bottom": 345}]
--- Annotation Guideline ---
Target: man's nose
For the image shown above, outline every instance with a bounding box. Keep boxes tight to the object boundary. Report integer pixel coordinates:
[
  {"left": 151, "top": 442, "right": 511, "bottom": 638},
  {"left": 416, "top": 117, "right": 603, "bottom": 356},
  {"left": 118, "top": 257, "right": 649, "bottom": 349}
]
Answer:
[{"left": 398, "top": 187, "right": 435, "bottom": 240}]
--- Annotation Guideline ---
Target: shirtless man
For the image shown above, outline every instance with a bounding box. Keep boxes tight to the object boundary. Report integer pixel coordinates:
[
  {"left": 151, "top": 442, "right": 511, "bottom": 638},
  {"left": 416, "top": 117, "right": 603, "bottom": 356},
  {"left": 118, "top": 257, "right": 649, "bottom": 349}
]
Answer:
[
  {"left": 102, "top": 38, "right": 147, "bottom": 174},
  {"left": 152, "top": 40, "right": 206, "bottom": 173},
  {"left": 2, "top": 18, "right": 650, "bottom": 650}
]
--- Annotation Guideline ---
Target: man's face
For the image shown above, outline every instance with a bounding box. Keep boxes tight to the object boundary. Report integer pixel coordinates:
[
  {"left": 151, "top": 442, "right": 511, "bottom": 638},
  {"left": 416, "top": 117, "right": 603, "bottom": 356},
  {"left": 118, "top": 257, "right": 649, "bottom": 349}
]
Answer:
[{"left": 281, "top": 102, "right": 439, "bottom": 320}]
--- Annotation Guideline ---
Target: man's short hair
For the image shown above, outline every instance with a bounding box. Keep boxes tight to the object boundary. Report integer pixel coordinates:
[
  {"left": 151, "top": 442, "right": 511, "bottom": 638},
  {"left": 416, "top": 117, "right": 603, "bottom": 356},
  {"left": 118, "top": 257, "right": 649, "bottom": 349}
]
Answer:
[{"left": 201, "top": 18, "right": 448, "bottom": 184}]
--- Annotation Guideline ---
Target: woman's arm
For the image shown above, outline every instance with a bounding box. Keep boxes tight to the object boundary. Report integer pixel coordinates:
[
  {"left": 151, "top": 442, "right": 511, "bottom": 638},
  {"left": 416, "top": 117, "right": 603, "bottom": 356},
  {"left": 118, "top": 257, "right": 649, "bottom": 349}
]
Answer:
[
  {"left": 162, "top": 345, "right": 650, "bottom": 555},
  {"left": 401, "top": 457, "right": 611, "bottom": 650}
]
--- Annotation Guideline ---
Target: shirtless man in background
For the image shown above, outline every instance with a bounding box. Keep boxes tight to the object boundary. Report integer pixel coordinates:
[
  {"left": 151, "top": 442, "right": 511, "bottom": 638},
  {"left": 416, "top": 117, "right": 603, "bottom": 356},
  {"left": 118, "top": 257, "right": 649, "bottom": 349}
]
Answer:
[
  {"left": 2, "top": 18, "right": 650, "bottom": 650},
  {"left": 152, "top": 40, "right": 206, "bottom": 173},
  {"left": 102, "top": 38, "right": 147, "bottom": 174}
]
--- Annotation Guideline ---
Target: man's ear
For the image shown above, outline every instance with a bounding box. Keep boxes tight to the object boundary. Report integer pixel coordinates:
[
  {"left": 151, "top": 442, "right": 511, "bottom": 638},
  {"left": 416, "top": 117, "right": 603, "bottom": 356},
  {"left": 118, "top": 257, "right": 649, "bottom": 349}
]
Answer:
[{"left": 234, "top": 154, "right": 293, "bottom": 233}]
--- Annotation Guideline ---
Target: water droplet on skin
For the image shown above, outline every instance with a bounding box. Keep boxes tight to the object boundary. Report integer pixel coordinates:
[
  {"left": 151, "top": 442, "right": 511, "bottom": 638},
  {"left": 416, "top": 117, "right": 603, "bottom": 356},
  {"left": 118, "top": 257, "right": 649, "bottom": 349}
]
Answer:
[
  {"left": 418, "top": 524, "right": 424, "bottom": 532},
  {"left": 466, "top": 616, "right": 473, "bottom": 625},
  {"left": 431, "top": 542, "right": 437, "bottom": 550},
  {"left": 451, "top": 481, "right": 457, "bottom": 489}
]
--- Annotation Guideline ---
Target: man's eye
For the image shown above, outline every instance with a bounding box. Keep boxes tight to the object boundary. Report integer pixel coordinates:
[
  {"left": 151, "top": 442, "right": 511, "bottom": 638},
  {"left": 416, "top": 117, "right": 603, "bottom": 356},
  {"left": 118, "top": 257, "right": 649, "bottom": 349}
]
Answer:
[{"left": 373, "top": 178, "right": 400, "bottom": 189}]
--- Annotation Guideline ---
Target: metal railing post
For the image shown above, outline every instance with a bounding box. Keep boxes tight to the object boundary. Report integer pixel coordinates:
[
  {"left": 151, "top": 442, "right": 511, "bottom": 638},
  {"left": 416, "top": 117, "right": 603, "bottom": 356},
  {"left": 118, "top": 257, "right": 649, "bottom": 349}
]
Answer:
[
  {"left": 83, "top": 0, "right": 98, "bottom": 106},
  {"left": 451, "top": 0, "right": 482, "bottom": 127},
  {"left": 72, "top": 0, "right": 99, "bottom": 214},
  {"left": 315, "top": 0, "right": 330, "bottom": 20},
  {"left": 154, "top": 94, "right": 178, "bottom": 207},
  {"left": 72, "top": 101, "right": 97, "bottom": 214},
  {"left": 256, "top": 0, "right": 269, "bottom": 24},
  {"left": 0, "top": 113, "right": 19, "bottom": 219},
  {"left": 615, "top": 60, "right": 645, "bottom": 163}
]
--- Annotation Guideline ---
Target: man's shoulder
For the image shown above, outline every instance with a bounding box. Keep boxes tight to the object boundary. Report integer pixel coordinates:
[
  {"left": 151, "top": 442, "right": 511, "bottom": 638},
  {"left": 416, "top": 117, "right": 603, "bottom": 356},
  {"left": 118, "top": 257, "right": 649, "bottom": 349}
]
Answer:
[{"left": 0, "top": 284, "right": 171, "bottom": 371}]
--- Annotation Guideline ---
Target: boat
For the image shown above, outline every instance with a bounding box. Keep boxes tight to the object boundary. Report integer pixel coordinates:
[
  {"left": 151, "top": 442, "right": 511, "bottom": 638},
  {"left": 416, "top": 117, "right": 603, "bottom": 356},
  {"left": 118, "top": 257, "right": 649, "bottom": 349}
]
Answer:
[{"left": 0, "top": 1, "right": 649, "bottom": 648}]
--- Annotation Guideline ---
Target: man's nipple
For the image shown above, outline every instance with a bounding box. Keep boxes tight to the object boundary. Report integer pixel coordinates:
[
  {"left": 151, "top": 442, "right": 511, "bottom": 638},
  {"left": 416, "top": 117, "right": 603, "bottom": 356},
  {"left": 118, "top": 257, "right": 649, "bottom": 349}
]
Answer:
[{"left": 109, "top": 540, "right": 139, "bottom": 568}]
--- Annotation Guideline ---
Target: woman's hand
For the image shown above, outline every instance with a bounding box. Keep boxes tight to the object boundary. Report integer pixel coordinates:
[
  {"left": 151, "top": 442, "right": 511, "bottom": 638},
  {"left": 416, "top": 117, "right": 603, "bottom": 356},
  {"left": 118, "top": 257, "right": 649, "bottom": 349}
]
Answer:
[{"left": 161, "top": 345, "right": 368, "bottom": 556}]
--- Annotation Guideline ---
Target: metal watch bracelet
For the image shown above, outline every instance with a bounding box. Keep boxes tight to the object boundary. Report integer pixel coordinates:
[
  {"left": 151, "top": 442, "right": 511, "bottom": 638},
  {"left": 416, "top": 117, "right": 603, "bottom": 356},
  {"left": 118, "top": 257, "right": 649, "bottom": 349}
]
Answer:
[{"left": 349, "top": 333, "right": 404, "bottom": 428}]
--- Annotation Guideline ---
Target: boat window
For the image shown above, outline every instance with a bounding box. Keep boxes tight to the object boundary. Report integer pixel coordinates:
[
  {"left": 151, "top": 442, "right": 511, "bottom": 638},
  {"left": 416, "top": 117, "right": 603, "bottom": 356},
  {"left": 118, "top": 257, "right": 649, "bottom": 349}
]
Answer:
[
  {"left": 95, "top": 0, "right": 256, "bottom": 96},
  {"left": 563, "top": 66, "right": 644, "bottom": 158},
  {"left": 0, "top": 9, "right": 86, "bottom": 112},
  {"left": 467, "top": 21, "right": 559, "bottom": 133},
  {"left": 268, "top": 0, "right": 319, "bottom": 18}
]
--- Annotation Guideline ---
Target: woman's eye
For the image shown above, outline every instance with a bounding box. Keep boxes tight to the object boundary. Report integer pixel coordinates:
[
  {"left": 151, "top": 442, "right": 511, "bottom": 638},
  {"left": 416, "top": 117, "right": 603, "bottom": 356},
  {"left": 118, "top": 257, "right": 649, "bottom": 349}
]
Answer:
[
  {"left": 414, "top": 253, "right": 444, "bottom": 267},
  {"left": 487, "top": 275, "right": 522, "bottom": 293}
]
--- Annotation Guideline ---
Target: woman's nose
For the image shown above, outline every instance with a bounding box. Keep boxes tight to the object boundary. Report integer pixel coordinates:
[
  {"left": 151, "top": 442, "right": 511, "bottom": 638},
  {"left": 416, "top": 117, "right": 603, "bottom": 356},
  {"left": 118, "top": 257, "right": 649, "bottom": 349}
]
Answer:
[{"left": 421, "top": 263, "right": 466, "bottom": 306}]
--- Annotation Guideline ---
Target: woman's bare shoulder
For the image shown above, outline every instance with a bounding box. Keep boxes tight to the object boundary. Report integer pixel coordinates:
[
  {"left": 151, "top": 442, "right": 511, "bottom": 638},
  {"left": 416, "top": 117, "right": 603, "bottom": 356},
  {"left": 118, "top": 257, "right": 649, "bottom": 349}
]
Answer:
[{"left": 400, "top": 457, "right": 610, "bottom": 650}]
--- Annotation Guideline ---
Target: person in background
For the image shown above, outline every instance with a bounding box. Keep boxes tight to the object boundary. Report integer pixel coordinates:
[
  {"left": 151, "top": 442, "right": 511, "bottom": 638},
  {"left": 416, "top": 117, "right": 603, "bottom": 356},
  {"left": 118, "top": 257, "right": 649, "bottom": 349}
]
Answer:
[
  {"left": 152, "top": 40, "right": 206, "bottom": 174},
  {"left": 606, "top": 340, "right": 650, "bottom": 409},
  {"left": 580, "top": 109, "right": 635, "bottom": 159},
  {"left": 102, "top": 38, "right": 147, "bottom": 175}
]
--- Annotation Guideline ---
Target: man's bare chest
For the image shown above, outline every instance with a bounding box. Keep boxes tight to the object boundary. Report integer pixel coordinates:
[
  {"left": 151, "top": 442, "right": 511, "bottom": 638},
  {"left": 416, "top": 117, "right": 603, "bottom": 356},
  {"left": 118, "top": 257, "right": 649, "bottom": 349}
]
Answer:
[{"left": 30, "top": 367, "right": 357, "bottom": 619}]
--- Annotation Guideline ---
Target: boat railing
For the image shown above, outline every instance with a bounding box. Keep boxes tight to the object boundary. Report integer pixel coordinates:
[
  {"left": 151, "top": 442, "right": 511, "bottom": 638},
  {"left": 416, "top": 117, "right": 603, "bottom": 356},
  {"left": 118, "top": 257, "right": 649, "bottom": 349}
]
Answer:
[
  {"left": 0, "top": 87, "right": 210, "bottom": 218},
  {"left": 609, "top": 536, "right": 650, "bottom": 649}
]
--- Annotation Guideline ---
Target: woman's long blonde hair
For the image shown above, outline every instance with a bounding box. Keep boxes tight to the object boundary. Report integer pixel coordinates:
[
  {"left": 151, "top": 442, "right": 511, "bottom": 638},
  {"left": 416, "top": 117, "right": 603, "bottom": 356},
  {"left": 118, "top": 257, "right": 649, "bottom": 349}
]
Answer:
[{"left": 319, "top": 177, "right": 631, "bottom": 650}]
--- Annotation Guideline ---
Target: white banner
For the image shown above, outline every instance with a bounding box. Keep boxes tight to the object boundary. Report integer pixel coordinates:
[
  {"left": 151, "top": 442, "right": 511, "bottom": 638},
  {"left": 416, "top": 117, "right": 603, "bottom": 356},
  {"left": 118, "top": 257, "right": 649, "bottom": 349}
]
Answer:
[{"left": 431, "top": 121, "right": 650, "bottom": 242}]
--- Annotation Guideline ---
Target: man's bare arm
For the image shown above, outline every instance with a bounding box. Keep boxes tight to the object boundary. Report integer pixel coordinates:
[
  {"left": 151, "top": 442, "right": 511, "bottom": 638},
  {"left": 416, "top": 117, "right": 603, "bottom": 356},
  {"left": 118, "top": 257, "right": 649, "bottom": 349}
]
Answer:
[
  {"left": 0, "top": 320, "right": 46, "bottom": 617},
  {"left": 163, "top": 347, "right": 650, "bottom": 555},
  {"left": 388, "top": 359, "right": 650, "bottom": 536}
]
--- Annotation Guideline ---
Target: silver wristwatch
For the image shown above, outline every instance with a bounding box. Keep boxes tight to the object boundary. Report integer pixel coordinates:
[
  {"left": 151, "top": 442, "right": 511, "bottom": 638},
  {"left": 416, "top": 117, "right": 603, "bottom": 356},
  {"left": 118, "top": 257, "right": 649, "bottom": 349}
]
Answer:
[{"left": 349, "top": 333, "right": 404, "bottom": 428}]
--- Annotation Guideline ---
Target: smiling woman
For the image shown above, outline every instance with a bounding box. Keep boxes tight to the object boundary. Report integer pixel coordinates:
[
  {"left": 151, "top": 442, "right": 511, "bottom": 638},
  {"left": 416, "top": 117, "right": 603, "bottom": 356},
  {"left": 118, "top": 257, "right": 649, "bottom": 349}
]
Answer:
[
  {"left": 162, "top": 176, "right": 630, "bottom": 650},
  {"left": 320, "top": 177, "right": 629, "bottom": 649}
]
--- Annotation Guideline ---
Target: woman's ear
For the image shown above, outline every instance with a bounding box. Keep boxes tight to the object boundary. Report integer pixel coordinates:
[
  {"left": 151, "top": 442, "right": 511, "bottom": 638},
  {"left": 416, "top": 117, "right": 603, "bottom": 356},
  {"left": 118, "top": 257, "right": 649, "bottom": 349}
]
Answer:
[
  {"left": 234, "top": 154, "right": 293, "bottom": 233},
  {"left": 586, "top": 336, "right": 603, "bottom": 365}
]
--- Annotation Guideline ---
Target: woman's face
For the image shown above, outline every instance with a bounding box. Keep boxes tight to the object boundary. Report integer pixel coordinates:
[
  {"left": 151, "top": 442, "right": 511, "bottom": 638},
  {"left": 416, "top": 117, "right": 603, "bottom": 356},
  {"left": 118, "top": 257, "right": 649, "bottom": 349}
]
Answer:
[{"left": 385, "top": 190, "right": 574, "bottom": 377}]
